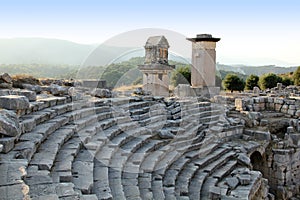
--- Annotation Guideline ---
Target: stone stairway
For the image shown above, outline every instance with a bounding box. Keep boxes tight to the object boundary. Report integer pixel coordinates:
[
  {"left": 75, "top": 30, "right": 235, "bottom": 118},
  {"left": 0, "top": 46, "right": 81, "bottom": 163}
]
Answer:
[{"left": 0, "top": 94, "right": 266, "bottom": 200}]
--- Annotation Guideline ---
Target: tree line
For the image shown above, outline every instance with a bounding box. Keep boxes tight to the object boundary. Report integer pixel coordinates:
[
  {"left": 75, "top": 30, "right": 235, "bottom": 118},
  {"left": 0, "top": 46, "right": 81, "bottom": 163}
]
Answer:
[{"left": 172, "top": 65, "right": 300, "bottom": 92}]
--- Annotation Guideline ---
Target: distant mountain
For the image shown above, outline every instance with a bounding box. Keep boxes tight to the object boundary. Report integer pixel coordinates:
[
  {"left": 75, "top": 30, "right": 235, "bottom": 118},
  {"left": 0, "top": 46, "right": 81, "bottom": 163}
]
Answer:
[
  {"left": 217, "top": 64, "right": 297, "bottom": 76},
  {"left": 0, "top": 38, "right": 96, "bottom": 65},
  {"left": 0, "top": 38, "right": 297, "bottom": 76}
]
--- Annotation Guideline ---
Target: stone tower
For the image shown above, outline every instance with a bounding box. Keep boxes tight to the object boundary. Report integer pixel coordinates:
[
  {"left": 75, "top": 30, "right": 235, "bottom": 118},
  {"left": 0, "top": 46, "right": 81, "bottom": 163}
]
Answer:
[
  {"left": 187, "top": 34, "right": 220, "bottom": 88},
  {"left": 139, "top": 36, "right": 175, "bottom": 96}
]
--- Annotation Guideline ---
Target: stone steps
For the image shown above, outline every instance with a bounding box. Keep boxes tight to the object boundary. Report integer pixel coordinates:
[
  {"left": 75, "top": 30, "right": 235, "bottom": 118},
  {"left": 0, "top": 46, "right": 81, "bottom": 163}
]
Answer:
[
  {"left": 124, "top": 140, "right": 167, "bottom": 200},
  {"left": 160, "top": 143, "right": 219, "bottom": 199},
  {"left": 15, "top": 117, "right": 71, "bottom": 161},
  {"left": 23, "top": 103, "right": 115, "bottom": 198},
  {"left": 109, "top": 135, "right": 154, "bottom": 200},
  {"left": 222, "top": 169, "right": 263, "bottom": 200},
  {"left": 136, "top": 121, "right": 207, "bottom": 199},
  {"left": 0, "top": 95, "right": 255, "bottom": 200},
  {"left": 89, "top": 106, "right": 158, "bottom": 199},
  {"left": 50, "top": 114, "right": 123, "bottom": 185},
  {"left": 14, "top": 101, "right": 110, "bottom": 160},
  {"left": 199, "top": 151, "right": 237, "bottom": 199}
]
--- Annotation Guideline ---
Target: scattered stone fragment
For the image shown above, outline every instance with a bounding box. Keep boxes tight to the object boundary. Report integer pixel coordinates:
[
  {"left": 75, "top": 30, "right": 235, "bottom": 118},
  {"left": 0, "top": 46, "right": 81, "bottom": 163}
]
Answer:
[{"left": 90, "top": 88, "right": 112, "bottom": 98}]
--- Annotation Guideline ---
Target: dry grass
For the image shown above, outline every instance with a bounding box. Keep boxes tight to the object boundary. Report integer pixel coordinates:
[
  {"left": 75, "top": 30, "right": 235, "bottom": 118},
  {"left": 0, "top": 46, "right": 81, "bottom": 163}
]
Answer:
[
  {"left": 113, "top": 84, "right": 143, "bottom": 92},
  {"left": 12, "top": 74, "right": 40, "bottom": 87}
]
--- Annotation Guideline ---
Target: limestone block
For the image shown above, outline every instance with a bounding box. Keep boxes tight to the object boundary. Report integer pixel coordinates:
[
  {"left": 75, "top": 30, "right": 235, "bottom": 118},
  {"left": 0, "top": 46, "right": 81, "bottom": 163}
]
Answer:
[
  {"left": 267, "top": 103, "right": 275, "bottom": 110},
  {"left": 289, "top": 105, "right": 296, "bottom": 110},
  {"left": 259, "top": 102, "right": 266, "bottom": 110},
  {"left": 275, "top": 104, "right": 282, "bottom": 112},
  {"left": 274, "top": 98, "right": 284, "bottom": 104},
  {"left": 253, "top": 104, "right": 260, "bottom": 112},
  {"left": 0, "top": 183, "right": 30, "bottom": 200},
  {"left": 158, "top": 130, "right": 174, "bottom": 139},
  {"left": 48, "top": 84, "right": 69, "bottom": 96},
  {"left": 22, "top": 83, "right": 42, "bottom": 93},
  {"left": 295, "top": 110, "right": 300, "bottom": 118},
  {"left": 285, "top": 99, "right": 295, "bottom": 105},
  {"left": 12, "top": 90, "right": 37, "bottom": 101},
  {"left": 235, "top": 98, "right": 245, "bottom": 111},
  {"left": 287, "top": 109, "right": 296, "bottom": 116},
  {"left": 225, "top": 177, "right": 239, "bottom": 189},
  {"left": 0, "top": 137, "right": 16, "bottom": 153},
  {"left": 260, "top": 119, "right": 268, "bottom": 126},
  {"left": 0, "top": 73, "right": 12, "bottom": 83},
  {"left": 277, "top": 83, "right": 283, "bottom": 90},
  {"left": 0, "top": 95, "right": 30, "bottom": 110},
  {"left": 267, "top": 97, "right": 274, "bottom": 103},
  {"left": 0, "top": 109, "right": 20, "bottom": 137},
  {"left": 237, "top": 174, "right": 251, "bottom": 185},
  {"left": 90, "top": 88, "right": 112, "bottom": 98},
  {"left": 253, "top": 86, "right": 260, "bottom": 95},
  {"left": 237, "top": 153, "right": 251, "bottom": 167}
]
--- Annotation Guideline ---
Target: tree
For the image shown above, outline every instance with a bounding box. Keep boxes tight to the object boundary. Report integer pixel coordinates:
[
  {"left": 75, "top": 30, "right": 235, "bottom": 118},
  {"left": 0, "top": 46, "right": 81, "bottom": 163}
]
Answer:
[
  {"left": 245, "top": 74, "right": 259, "bottom": 90},
  {"left": 222, "top": 74, "right": 245, "bottom": 92},
  {"left": 293, "top": 66, "right": 300, "bottom": 86},
  {"left": 171, "top": 66, "right": 191, "bottom": 86},
  {"left": 258, "top": 73, "right": 282, "bottom": 90},
  {"left": 281, "top": 76, "right": 293, "bottom": 86}
]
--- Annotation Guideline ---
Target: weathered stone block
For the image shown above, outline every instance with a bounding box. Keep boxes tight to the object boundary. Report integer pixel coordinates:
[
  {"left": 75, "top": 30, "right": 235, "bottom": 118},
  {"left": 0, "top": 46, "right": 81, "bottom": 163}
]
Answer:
[
  {"left": 268, "top": 97, "right": 274, "bottom": 103},
  {"left": 90, "top": 88, "right": 112, "bottom": 98},
  {"left": 13, "top": 90, "right": 36, "bottom": 101},
  {"left": 281, "top": 104, "right": 289, "bottom": 113},
  {"left": 235, "top": 98, "right": 245, "bottom": 111},
  {"left": 295, "top": 110, "right": 300, "bottom": 117},
  {"left": 237, "top": 174, "right": 251, "bottom": 185},
  {"left": 259, "top": 102, "right": 266, "bottom": 110},
  {"left": 289, "top": 105, "right": 296, "bottom": 110},
  {"left": 253, "top": 86, "right": 260, "bottom": 95},
  {"left": 225, "top": 177, "right": 239, "bottom": 189},
  {"left": 275, "top": 104, "right": 282, "bottom": 112},
  {"left": 287, "top": 109, "right": 296, "bottom": 116},
  {"left": 253, "top": 104, "right": 260, "bottom": 112},
  {"left": 274, "top": 98, "right": 284, "bottom": 104},
  {"left": 0, "top": 73, "right": 12, "bottom": 83},
  {"left": 0, "top": 137, "right": 16, "bottom": 153},
  {"left": 0, "top": 183, "right": 29, "bottom": 200},
  {"left": 0, "top": 95, "right": 30, "bottom": 110},
  {"left": 0, "top": 109, "right": 20, "bottom": 137}
]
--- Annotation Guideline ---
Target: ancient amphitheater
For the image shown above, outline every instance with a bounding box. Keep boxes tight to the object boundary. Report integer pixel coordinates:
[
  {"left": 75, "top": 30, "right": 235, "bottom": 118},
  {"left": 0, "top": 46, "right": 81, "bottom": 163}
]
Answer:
[
  {"left": 0, "top": 83, "right": 264, "bottom": 200},
  {"left": 3, "top": 80, "right": 300, "bottom": 200},
  {"left": 1, "top": 35, "right": 300, "bottom": 200}
]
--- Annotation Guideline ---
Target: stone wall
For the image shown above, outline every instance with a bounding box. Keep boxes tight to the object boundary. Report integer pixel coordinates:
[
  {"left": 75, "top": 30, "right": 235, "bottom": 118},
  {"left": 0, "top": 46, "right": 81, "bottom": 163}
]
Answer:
[{"left": 235, "top": 96, "right": 300, "bottom": 118}]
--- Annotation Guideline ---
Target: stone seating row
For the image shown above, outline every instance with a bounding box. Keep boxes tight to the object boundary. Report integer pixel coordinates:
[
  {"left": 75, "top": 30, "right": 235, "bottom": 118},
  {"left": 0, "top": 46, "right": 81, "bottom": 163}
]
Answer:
[{"left": 0, "top": 96, "right": 259, "bottom": 200}]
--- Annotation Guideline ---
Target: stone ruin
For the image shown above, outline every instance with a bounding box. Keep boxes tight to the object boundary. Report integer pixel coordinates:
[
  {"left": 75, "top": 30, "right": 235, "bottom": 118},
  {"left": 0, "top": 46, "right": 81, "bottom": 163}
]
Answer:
[
  {"left": 0, "top": 71, "right": 274, "bottom": 200},
  {"left": 138, "top": 36, "right": 175, "bottom": 97},
  {"left": 1, "top": 35, "right": 299, "bottom": 200}
]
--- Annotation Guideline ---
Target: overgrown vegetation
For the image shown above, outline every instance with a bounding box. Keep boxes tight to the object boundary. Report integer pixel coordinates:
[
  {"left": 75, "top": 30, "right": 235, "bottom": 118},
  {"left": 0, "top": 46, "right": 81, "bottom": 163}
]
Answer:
[
  {"left": 258, "top": 73, "right": 282, "bottom": 90},
  {"left": 222, "top": 74, "right": 245, "bottom": 92},
  {"left": 171, "top": 66, "right": 191, "bottom": 86},
  {"left": 293, "top": 66, "right": 300, "bottom": 86},
  {"left": 245, "top": 74, "right": 259, "bottom": 90}
]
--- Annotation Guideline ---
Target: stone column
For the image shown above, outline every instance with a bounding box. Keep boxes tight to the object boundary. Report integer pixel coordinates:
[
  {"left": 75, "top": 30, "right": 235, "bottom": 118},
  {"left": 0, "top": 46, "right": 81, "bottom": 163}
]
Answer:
[{"left": 187, "top": 34, "right": 220, "bottom": 88}]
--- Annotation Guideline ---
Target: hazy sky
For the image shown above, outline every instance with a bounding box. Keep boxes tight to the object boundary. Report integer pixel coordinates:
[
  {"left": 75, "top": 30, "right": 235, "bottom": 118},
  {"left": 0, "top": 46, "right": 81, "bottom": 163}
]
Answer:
[{"left": 0, "top": 0, "right": 299, "bottom": 66}]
